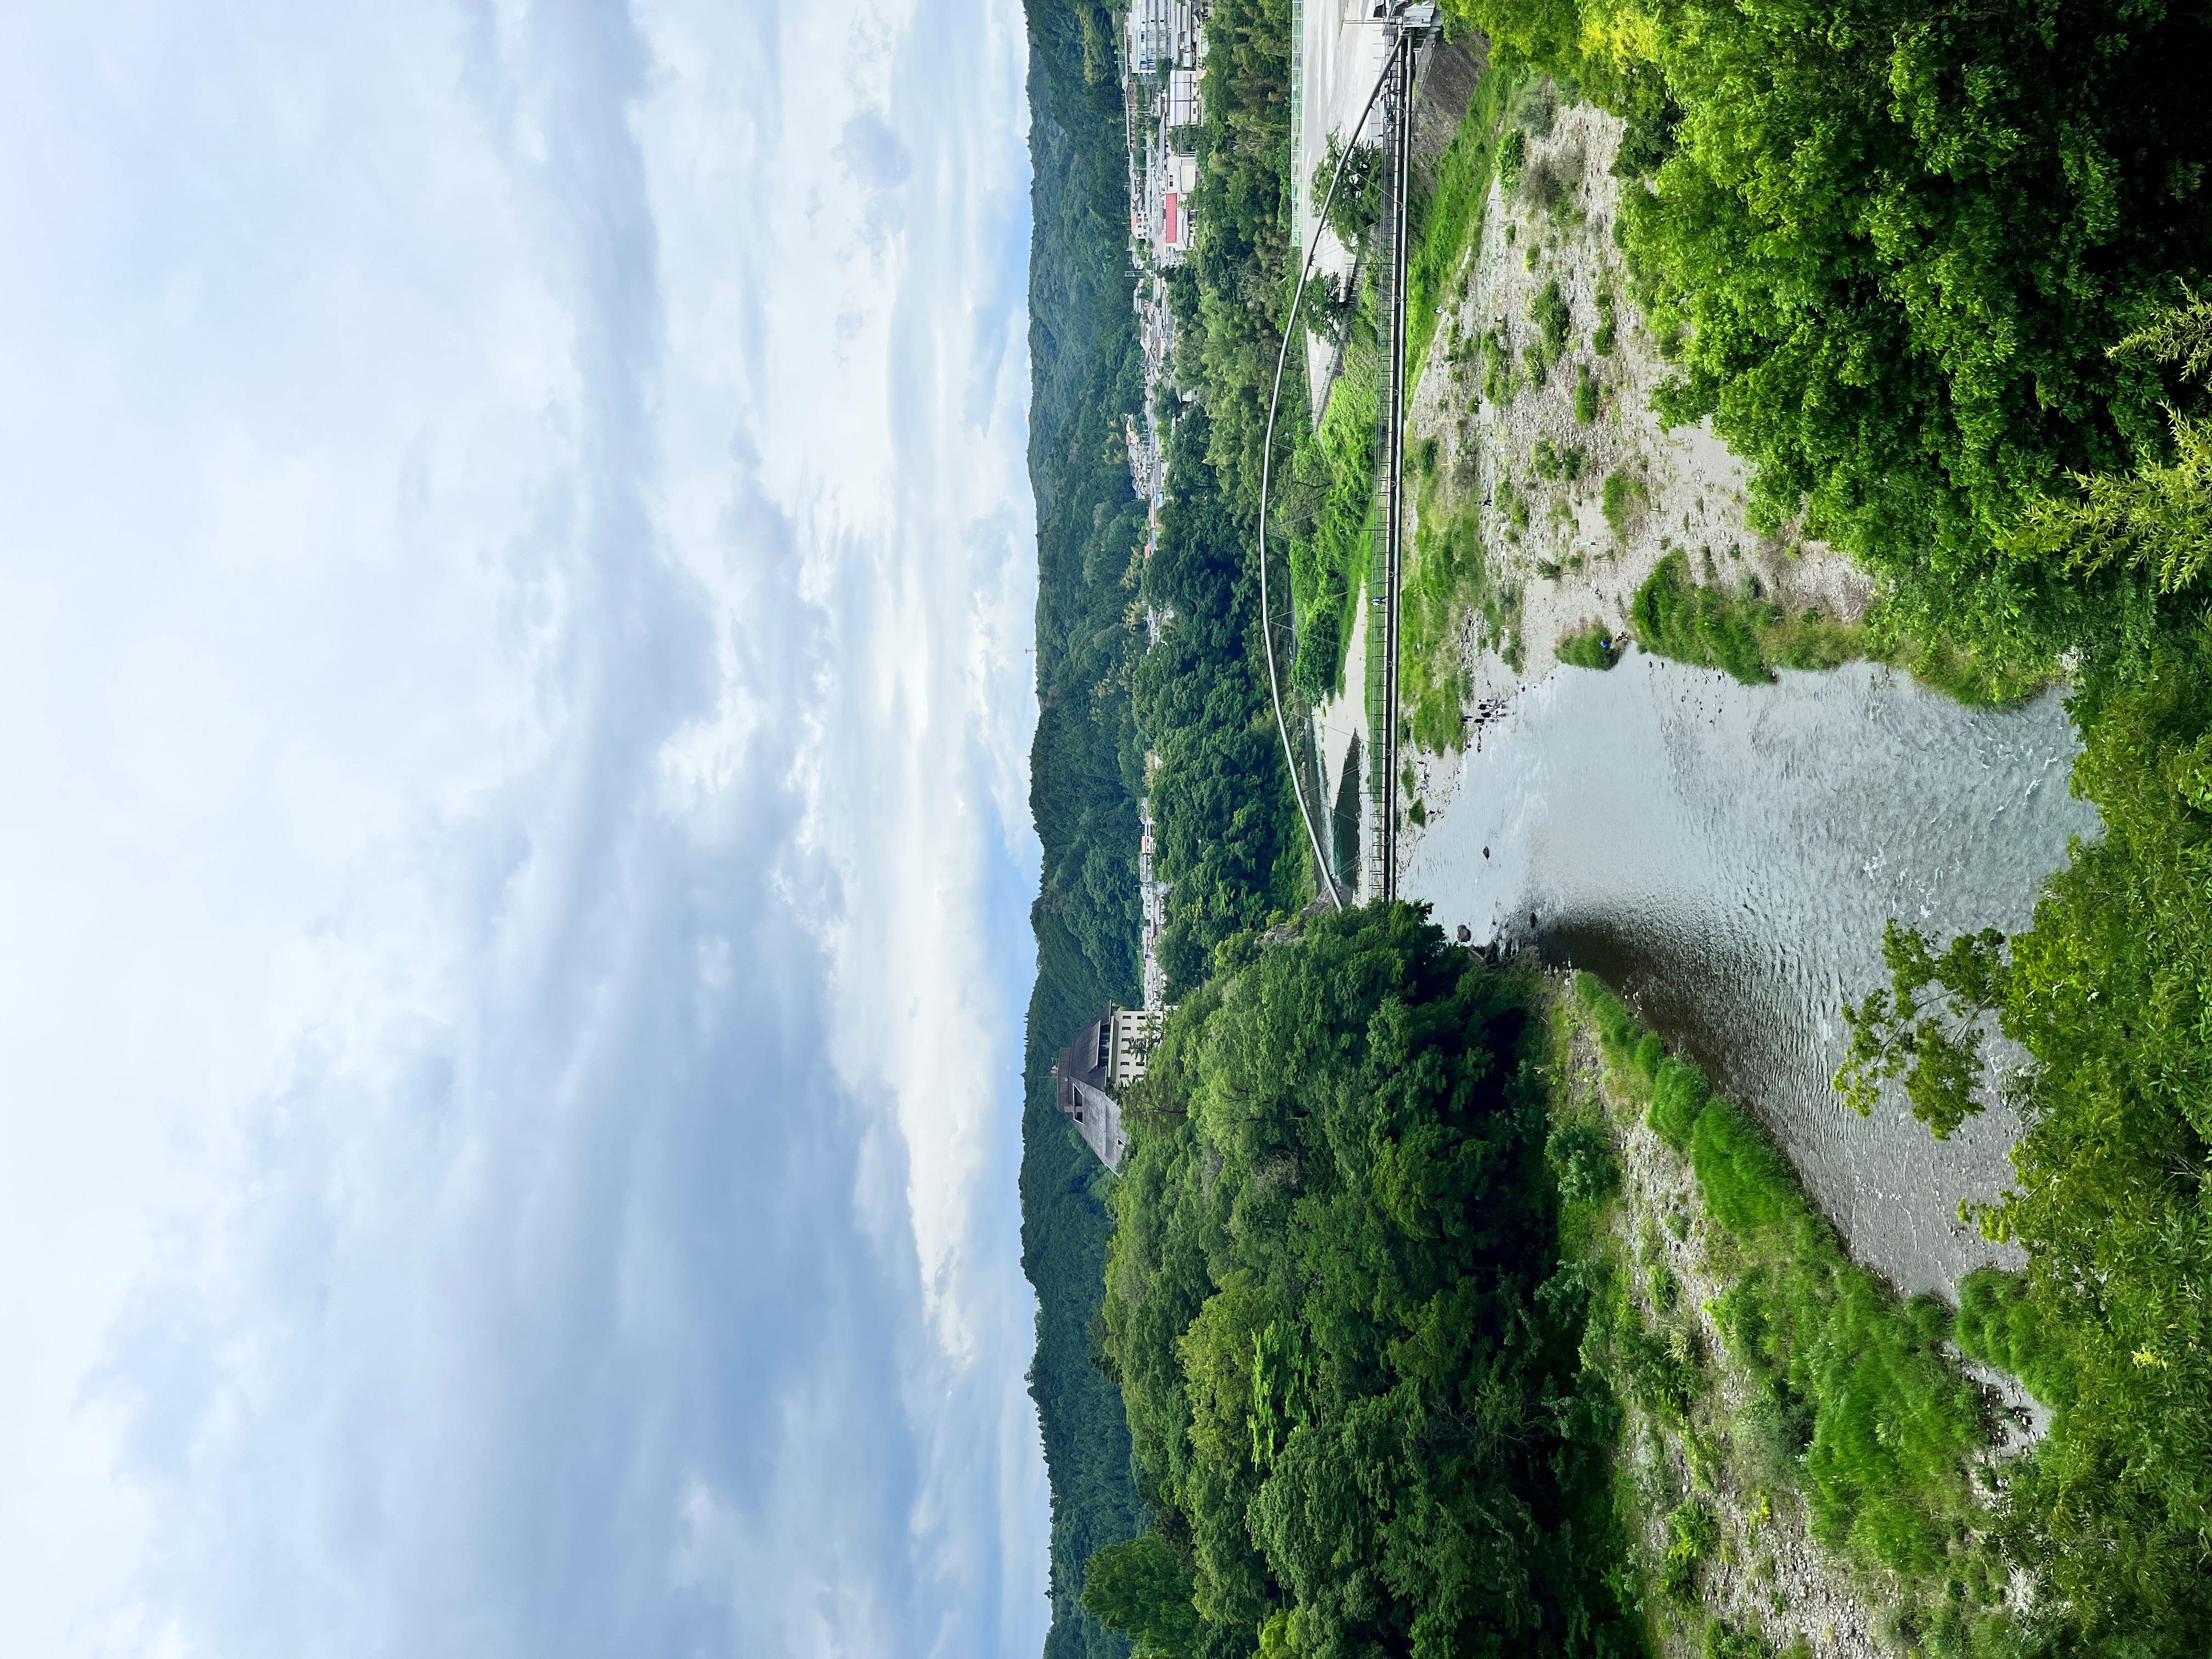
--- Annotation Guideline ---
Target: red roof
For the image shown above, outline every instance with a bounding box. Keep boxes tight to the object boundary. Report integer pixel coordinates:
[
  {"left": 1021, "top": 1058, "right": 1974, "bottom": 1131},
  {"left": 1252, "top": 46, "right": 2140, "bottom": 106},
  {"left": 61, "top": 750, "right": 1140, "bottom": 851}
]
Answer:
[{"left": 1164, "top": 192, "right": 1179, "bottom": 246}]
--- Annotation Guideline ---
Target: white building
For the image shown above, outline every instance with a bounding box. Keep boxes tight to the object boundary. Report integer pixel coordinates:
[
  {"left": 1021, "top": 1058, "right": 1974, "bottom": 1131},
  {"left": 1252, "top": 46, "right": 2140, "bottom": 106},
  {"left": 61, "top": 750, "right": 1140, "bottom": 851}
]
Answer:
[
  {"left": 1165, "top": 66, "right": 1199, "bottom": 129},
  {"left": 1053, "top": 1003, "right": 1169, "bottom": 1170},
  {"left": 1126, "top": 0, "right": 1170, "bottom": 77}
]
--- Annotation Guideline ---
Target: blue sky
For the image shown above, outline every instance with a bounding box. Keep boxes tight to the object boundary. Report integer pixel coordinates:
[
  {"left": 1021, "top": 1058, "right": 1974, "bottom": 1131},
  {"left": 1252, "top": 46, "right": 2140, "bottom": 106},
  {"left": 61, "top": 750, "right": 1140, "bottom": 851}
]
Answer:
[{"left": 0, "top": 1, "right": 1046, "bottom": 1652}]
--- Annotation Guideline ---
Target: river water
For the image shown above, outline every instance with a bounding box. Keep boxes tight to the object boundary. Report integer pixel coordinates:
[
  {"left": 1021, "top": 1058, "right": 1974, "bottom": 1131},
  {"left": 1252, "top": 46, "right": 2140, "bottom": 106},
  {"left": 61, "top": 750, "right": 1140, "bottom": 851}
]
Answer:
[{"left": 1402, "top": 653, "right": 2097, "bottom": 1298}]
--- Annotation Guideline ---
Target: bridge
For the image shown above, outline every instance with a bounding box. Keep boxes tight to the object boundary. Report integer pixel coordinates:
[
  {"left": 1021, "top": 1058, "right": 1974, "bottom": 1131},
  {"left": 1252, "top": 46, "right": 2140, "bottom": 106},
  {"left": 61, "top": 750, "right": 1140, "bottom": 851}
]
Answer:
[{"left": 1257, "top": 3, "right": 1439, "bottom": 912}]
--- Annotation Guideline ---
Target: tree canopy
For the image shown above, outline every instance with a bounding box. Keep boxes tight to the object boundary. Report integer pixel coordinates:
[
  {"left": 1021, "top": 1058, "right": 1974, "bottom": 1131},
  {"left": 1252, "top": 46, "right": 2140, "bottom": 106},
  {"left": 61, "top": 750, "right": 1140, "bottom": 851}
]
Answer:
[
  {"left": 1091, "top": 906, "right": 1638, "bottom": 1659},
  {"left": 1449, "top": 0, "right": 2212, "bottom": 666}
]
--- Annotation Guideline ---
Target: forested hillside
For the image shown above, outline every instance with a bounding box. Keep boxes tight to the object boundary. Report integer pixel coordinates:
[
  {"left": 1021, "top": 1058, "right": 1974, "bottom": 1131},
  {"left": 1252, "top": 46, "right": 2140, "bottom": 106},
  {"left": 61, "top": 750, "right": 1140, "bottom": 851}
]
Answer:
[
  {"left": 1136, "top": 409, "right": 1306, "bottom": 995},
  {"left": 1018, "top": 0, "right": 1314, "bottom": 1639},
  {"left": 1092, "top": 909, "right": 1640, "bottom": 1659},
  {"left": 1136, "top": 0, "right": 1310, "bottom": 991},
  {"left": 1018, "top": 2, "right": 1152, "bottom": 1652}
]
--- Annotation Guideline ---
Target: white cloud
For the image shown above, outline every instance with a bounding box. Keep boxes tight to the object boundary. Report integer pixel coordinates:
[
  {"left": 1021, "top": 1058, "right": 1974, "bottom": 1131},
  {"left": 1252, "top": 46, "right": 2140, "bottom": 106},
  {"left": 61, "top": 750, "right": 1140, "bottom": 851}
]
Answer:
[{"left": 0, "top": 0, "right": 1043, "bottom": 1652}]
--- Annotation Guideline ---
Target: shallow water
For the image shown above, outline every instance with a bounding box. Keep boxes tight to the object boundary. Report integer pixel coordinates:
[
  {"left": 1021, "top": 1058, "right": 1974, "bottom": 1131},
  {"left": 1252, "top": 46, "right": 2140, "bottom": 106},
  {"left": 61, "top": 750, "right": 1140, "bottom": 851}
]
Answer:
[{"left": 1402, "top": 653, "right": 2097, "bottom": 1298}]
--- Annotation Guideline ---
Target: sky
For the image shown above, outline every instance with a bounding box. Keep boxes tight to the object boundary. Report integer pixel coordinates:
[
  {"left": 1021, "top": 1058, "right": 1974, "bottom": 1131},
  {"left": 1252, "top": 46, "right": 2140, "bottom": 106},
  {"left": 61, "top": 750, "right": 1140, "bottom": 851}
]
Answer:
[{"left": 0, "top": 1, "right": 1048, "bottom": 1654}]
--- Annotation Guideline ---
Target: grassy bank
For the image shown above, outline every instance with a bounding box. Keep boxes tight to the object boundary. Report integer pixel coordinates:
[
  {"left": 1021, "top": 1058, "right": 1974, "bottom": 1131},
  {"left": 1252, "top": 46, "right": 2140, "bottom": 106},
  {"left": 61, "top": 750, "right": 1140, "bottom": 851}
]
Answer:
[
  {"left": 1551, "top": 973, "right": 2029, "bottom": 1658},
  {"left": 1628, "top": 552, "right": 2034, "bottom": 706},
  {"left": 1402, "top": 437, "right": 1514, "bottom": 751},
  {"left": 1405, "top": 60, "right": 1520, "bottom": 393},
  {"left": 1285, "top": 354, "right": 1376, "bottom": 702}
]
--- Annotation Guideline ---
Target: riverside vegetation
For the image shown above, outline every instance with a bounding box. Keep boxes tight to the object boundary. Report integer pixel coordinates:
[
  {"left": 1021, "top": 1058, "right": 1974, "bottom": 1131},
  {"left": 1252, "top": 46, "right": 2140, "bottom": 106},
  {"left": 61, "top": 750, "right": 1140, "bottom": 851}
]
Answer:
[
  {"left": 1076, "top": 922, "right": 2096, "bottom": 1659},
  {"left": 1017, "top": 0, "right": 2212, "bottom": 1652}
]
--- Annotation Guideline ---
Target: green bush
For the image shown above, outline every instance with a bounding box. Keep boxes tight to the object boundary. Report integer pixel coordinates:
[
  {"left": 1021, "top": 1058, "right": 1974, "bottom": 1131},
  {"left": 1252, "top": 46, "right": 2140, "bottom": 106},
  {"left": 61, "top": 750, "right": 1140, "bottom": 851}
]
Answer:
[
  {"left": 1738, "top": 1373, "right": 1815, "bottom": 1487},
  {"left": 1532, "top": 436, "right": 1584, "bottom": 481},
  {"left": 1630, "top": 1031, "right": 1665, "bottom": 1087},
  {"left": 1601, "top": 469, "right": 1642, "bottom": 541},
  {"left": 1956, "top": 1268, "right": 2072, "bottom": 1408},
  {"left": 1557, "top": 623, "right": 1620, "bottom": 670},
  {"left": 1689, "top": 1100, "right": 1797, "bottom": 1236},
  {"left": 1647, "top": 1056, "right": 1708, "bottom": 1151},
  {"left": 1577, "top": 971, "right": 1641, "bottom": 1056},
  {"left": 1548, "top": 1118, "right": 1617, "bottom": 1204},
  {"left": 1661, "top": 1503, "right": 1718, "bottom": 1601},
  {"left": 1630, "top": 552, "right": 1771, "bottom": 683},
  {"left": 1575, "top": 368, "right": 1600, "bottom": 423},
  {"left": 1510, "top": 78, "right": 1555, "bottom": 140},
  {"left": 1703, "top": 1621, "right": 1779, "bottom": 1659},
  {"left": 1530, "top": 279, "right": 1572, "bottom": 359}
]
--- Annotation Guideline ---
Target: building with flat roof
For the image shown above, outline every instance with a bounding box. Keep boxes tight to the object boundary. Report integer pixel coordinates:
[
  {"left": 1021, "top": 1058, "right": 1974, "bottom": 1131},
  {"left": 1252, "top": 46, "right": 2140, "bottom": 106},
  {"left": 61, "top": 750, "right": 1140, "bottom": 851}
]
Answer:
[
  {"left": 1165, "top": 66, "right": 1199, "bottom": 129},
  {"left": 1125, "top": 0, "right": 1170, "bottom": 76}
]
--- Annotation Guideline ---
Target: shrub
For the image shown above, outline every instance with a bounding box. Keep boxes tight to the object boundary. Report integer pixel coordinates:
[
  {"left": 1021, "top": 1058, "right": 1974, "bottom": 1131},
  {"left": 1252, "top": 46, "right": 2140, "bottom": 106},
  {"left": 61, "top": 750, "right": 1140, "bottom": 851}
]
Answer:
[
  {"left": 1689, "top": 1101, "right": 1797, "bottom": 1235},
  {"left": 1601, "top": 469, "right": 1643, "bottom": 540},
  {"left": 1704, "top": 1621, "right": 1779, "bottom": 1659},
  {"left": 1481, "top": 329, "right": 1515, "bottom": 404},
  {"left": 1530, "top": 279, "right": 1572, "bottom": 358},
  {"left": 1956, "top": 1268, "right": 2073, "bottom": 1407},
  {"left": 1547, "top": 1118, "right": 1617, "bottom": 1204},
  {"left": 1739, "top": 1375, "right": 1815, "bottom": 1487},
  {"left": 1532, "top": 436, "right": 1584, "bottom": 481},
  {"left": 1576, "top": 972, "right": 1641, "bottom": 1056},
  {"left": 1630, "top": 551, "right": 1770, "bottom": 684},
  {"left": 1647, "top": 1055, "right": 1708, "bottom": 1150},
  {"left": 1511, "top": 79, "right": 1555, "bottom": 139},
  {"left": 1558, "top": 623, "right": 1620, "bottom": 670},
  {"left": 1630, "top": 1031, "right": 1666, "bottom": 1087},
  {"left": 1498, "top": 127, "right": 1526, "bottom": 194},
  {"left": 1575, "top": 369, "right": 1600, "bottom": 423},
  {"left": 1661, "top": 1503, "right": 1718, "bottom": 1601}
]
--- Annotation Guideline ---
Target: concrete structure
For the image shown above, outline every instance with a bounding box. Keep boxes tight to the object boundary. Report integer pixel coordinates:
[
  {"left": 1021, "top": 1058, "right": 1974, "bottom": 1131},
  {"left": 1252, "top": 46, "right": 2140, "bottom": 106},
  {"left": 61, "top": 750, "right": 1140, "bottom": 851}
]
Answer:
[
  {"left": 1165, "top": 66, "right": 1199, "bottom": 129},
  {"left": 1156, "top": 149, "right": 1197, "bottom": 256},
  {"left": 1053, "top": 1003, "right": 1166, "bottom": 1171},
  {"left": 1126, "top": 0, "right": 1170, "bottom": 77}
]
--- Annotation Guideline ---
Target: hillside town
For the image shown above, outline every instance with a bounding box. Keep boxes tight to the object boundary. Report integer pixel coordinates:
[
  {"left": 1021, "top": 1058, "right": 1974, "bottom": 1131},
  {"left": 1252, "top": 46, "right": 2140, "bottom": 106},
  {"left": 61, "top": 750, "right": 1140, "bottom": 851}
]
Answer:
[{"left": 1050, "top": 0, "right": 1212, "bottom": 1169}]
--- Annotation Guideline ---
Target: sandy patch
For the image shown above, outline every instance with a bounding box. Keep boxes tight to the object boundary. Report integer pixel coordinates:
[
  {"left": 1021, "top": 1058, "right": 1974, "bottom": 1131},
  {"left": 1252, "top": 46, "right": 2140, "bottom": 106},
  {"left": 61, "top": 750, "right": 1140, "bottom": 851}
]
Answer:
[{"left": 1387, "top": 96, "right": 1871, "bottom": 873}]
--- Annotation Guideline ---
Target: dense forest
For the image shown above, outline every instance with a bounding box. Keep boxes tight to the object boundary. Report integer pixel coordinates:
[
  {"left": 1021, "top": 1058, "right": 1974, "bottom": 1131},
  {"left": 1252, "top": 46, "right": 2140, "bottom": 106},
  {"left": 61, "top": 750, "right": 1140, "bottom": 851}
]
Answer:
[
  {"left": 1136, "top": 408, "right": 1306, "bottom": 995},
  {"left": 1132, "top": 0, "right": 1312, "bottom": 990},
  {"left": 1167, "top": 0, "right": 1294, "bottom": 512},
  {"left": 1091, "top": 907, "right": 1639, "bottom": 1659},
  {"left": 1017, "top": 1, "right": 1153, "bottom": 1653}
]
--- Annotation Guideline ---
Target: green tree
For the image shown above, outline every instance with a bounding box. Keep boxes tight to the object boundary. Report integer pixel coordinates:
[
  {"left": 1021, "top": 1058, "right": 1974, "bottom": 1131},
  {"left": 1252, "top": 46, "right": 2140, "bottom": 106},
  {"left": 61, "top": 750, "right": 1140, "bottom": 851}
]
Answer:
[
  {"left": 1082, "top": 1535, "right": 1204, "bottom": 1659},
  {"left": 1099, "top": 906, "right": 1640, "bottom": 1657}
]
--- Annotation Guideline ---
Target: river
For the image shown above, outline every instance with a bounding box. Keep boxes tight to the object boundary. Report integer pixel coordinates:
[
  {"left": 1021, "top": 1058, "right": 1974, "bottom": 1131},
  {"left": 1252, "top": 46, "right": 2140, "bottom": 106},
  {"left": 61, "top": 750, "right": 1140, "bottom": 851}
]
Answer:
[{"left": 1402, "top": 653, "right": 2097, "bottom": 1298}]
